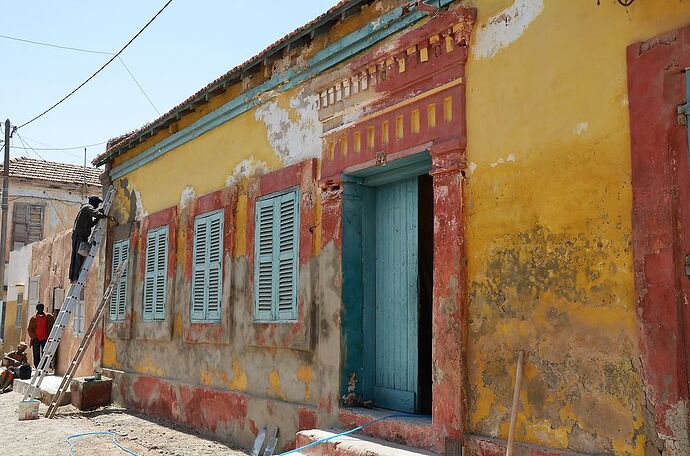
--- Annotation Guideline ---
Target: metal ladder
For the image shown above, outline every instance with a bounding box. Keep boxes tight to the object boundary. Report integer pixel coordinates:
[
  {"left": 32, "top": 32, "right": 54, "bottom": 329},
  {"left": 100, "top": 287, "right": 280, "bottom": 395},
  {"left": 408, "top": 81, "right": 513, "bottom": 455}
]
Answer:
[
  {"left": 45, "top": 258, "right": 126, "bottom": 418},
  {"left": 22, "top": 185, "right": 116, "bottom": 403}
]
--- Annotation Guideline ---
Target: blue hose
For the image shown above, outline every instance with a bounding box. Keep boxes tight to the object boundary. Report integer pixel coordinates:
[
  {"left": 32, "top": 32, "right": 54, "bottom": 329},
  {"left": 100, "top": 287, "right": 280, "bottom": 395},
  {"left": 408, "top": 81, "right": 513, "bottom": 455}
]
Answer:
[
  {"left": 65, "top": 431, "right": 140, "bottom": 456},
  {"left": 276, "top": 412, "right": 428, "bottom": 455}
]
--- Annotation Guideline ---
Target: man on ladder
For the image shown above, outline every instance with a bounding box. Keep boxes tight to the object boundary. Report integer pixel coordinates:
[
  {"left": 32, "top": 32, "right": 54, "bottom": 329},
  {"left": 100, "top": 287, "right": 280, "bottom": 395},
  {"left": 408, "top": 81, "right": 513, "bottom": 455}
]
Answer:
[{"left": 69, "top": 196, "right": 108, "bottom": 284}]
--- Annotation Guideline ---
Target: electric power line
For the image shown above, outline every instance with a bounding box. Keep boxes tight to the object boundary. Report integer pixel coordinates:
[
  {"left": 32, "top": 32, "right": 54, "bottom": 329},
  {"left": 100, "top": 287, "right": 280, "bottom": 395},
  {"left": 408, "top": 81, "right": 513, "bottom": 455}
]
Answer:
[
  {"left": 117, "top": 56, "right": 160, "bottom": 115},
  {"left": 0, "top": 33, "right": 112, "bottom": 55},
  {"left": 17, "top": 0, "right": 173, "bottom": 129},
  {"left": 1, "top": 33, "right": 161, "bottom": 115},
  {"left": 15, "top": 132, "right": 46, "bottom": 161},
  {"left": 9, "top": 140, "right": 108, "bottom": 151}
]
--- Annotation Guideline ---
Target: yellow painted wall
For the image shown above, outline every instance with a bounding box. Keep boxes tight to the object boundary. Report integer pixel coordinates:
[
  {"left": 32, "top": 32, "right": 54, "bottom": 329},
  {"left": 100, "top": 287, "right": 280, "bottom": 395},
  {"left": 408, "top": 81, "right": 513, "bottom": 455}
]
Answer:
[
  {"left": 2, "top": 300, "right": 25, "bottom": 354},
  {"left": 462, "top": 1, "right": 690, "bottom": 454},
  {"left": 100, "top": 1, "right": 690, "bottom": 454}
]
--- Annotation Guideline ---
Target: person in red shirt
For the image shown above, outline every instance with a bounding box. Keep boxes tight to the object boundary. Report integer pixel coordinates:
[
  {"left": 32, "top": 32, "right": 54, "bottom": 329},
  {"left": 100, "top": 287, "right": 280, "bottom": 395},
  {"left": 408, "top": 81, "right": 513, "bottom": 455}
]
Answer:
[{"left": 27, "top": 303, "right": 55, "bottom": 368}]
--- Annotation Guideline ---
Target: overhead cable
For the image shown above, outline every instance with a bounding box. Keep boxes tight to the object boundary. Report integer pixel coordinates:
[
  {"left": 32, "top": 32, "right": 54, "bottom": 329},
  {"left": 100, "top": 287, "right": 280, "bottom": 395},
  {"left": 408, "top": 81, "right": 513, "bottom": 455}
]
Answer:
[
  {"left": 17, "top": 0, "right": 173, "bottom": 129},
  {"left": 0, "top": 33, "right": 112, "bottom": 55}
]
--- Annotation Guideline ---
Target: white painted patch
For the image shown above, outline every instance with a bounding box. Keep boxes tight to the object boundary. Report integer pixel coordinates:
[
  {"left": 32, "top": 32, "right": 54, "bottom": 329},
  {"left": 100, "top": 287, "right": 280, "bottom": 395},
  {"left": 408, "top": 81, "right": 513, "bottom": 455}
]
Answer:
[
  {"left": 179, "top": 186, "right": 196, "bottom": 210},
  {"left": 255, "top": 88, "right": 323, "bottom": 165},
  {"left": 468, "top": 162, "right": 478, "bottom": 174},
  {"left": 573, "top": 122, "right": 588, "bottom": 136},
  {"left": 621, "top": 96, "right": 629, "bottom": 107},
  {"left": 490, "top": 153, "right": 517, "bottom": 168},
  {"left": 473, "top": 0, "right": 544, "bottom": 60},
  {"left": 225, "top": 158, "right": 269, "bottom": 187},
  {"left": 133, "top": 188, "right": 148, "bottom": 221}
]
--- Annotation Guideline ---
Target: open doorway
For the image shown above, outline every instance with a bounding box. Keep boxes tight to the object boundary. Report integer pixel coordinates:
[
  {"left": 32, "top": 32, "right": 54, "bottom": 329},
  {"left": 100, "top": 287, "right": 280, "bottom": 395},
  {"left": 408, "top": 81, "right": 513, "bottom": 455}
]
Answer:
[{"left": 342, "top": 152, "right": 433, "bottom": 414}]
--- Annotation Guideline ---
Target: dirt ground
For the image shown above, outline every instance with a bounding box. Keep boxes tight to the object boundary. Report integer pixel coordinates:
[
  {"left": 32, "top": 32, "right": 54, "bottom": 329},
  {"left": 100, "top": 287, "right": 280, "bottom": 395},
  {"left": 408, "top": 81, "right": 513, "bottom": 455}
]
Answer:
[{"left": 0, "top": 390, "right": 249, "bottom": 456}]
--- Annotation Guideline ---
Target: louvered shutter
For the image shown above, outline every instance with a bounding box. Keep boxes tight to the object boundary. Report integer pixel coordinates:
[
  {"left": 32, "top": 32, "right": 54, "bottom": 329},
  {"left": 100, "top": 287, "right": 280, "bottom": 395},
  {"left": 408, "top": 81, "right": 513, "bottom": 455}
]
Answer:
[
  {"left": 110, "top": 239, "right": 129, "bottom": 321},
  {"left": 254, "top": 198, "right": 275, "bottom": 321},
  {"left": 206, "top": 213, "right": 223, "bottom": 321},
  {"left": 143, "top": 230, "right": 157, "bottom": 320},
  {"left": 27, "top": 205, "right": 44, "bottom": 243},
  {"left": 117, "top": 241, "right": 129, "bottom": 321},
  {"left": 154, "top": 228, "right": 168, "bottom": 320},
  {"left": 110, "top": 241, "right": 121, "bottom": 320},
  {"left": 12, "top": 204, "right": 28, "bottom": 249},
  {"left": 191, "top": 217, "right": 207, "bottom": 321},
  {"left": 276, "top": 191, "right": 299, "bottom": 320},
  {"left": 254, "top": 188, "right": 299, "bottom": 321}
]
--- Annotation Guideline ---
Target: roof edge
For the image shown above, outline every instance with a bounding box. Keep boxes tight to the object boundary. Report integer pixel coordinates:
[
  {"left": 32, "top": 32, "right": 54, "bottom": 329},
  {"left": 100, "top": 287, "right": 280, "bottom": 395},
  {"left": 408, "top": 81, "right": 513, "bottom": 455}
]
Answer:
[{"left": 94, "top": 0, "right": 371, "bottom": 167}]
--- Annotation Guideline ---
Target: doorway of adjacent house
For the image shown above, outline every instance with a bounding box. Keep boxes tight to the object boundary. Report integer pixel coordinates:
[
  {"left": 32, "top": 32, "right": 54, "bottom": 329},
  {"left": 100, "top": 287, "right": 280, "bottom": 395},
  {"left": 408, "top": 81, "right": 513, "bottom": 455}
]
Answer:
[{"left": 354, "top": 154, "right": 433, "bottom": 414}]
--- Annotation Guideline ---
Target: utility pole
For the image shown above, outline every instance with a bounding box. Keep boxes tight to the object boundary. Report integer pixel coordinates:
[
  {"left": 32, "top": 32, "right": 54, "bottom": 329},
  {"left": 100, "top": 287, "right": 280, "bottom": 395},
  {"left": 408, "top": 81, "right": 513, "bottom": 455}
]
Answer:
[{"left": 0, "top": 119, "right": 11, "bottom": 340}]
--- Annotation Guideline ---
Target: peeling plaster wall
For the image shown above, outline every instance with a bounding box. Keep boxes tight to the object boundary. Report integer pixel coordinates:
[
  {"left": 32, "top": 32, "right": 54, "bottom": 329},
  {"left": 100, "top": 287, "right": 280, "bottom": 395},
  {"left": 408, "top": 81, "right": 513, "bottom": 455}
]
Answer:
[
  {"left": 99, "top": 1, "right": 690, "bottom": 455},
  {"left": 4, "top": 179, "right": 101, "bottom": 262},
  {"left": 28, "top": 230, "right": 100, "bottom": 376},
  {"left": 462, "top": 0, "right": 690, "bottom": 454},
  {"left": 1, "top": 245, "right": 32, "bottom": 353}
]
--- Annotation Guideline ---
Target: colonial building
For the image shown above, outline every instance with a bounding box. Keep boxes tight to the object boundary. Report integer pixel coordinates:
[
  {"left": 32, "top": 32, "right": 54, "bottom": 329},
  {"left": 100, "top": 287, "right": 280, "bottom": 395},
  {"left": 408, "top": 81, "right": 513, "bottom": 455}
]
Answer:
[{"left": 93, "top": 1, "right": 690, "bottom": 455}]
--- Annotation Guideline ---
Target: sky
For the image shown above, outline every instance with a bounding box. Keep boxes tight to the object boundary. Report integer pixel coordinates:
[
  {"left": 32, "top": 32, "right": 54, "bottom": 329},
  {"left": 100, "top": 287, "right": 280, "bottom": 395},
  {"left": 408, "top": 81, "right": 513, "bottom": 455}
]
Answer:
[{"left": 1, "top": 1, "right": 338, "bottom": 167}]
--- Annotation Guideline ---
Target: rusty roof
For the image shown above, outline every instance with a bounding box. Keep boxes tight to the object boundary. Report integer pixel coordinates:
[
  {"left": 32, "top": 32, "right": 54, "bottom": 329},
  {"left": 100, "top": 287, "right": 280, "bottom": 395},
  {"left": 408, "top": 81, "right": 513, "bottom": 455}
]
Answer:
[
  {"left": 10, "top": 157, "right": 102, "bottom": 187},
  {"left": 94, "top": 0, "right": 370, "bottom": 167}
]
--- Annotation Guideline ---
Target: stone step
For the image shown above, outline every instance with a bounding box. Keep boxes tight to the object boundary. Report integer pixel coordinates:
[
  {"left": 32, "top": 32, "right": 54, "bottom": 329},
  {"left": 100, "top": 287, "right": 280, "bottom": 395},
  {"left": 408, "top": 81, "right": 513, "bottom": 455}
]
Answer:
[
  {"left": 12, "top": 374, "right": 71, "bottom": 406},
  {"left": 295, "top": 429, "right": 437, "bottom": 456}
]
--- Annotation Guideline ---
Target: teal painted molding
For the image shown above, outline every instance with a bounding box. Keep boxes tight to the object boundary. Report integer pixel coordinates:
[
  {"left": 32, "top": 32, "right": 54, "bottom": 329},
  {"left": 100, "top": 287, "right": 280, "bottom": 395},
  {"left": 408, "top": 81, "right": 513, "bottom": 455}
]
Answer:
[{"left": 107, "top": 0, "right": 454, "bottom": 179}]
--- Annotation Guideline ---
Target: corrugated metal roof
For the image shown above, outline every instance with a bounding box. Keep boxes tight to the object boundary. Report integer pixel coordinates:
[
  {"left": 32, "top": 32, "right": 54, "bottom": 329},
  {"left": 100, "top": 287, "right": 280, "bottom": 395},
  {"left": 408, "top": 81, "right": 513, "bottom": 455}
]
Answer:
[
  {"left": 10, "top": 157, "right": 102, "bottom": 187},
  {"left": 94, "top": 0, "right": 369, "bottom": 166}
]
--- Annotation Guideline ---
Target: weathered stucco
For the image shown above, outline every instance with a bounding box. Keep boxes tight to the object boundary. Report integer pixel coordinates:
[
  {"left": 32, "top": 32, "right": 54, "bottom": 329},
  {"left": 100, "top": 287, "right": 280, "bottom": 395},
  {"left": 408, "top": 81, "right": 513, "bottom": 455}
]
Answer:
[
  {"left": 97, "top": 1, "right": 690, "bottom": 455},
  {"left": 1, "top": 245, "right": 32, "bottom": 353}
]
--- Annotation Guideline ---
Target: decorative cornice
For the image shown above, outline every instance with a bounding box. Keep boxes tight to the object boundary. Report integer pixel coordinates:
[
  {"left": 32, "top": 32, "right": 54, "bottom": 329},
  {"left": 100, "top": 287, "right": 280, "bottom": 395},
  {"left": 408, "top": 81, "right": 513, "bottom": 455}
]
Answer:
[{"left": 106, "top": 0, "right": 457, "bottom": 180}]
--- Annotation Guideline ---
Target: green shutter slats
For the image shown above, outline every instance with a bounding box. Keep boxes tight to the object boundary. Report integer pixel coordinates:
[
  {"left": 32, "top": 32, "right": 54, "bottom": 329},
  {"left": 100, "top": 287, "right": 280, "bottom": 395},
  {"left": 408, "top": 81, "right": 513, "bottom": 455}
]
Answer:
[
  {"left": 110, "top": 239, "right": 129, "bottom": 322},
  {"left": 191, "top": 210, "right": 223, "bottom": 322},
  {"left": 143, "top": 232, "right": 157, "bottom": 320},
  {"left": 155, "top": 228, "right": 168, "bottom": 320},
  {"left": 254, "top": 188, "right": 299, "bottom": 322},
  {"left": 110, "top": 241, "right": 121, "bottom": 320},
  {"left": 255, "top": 199, "right": 274, "bottom": 320},
  {"left": 144, "top": 226, "right": 168, "bottom": 321},
  {"left": 207, "top": 215, "right": 223, "bottom": 321},
  {"left": 118, "top": 241, "right": 129, "bottom": 321}
]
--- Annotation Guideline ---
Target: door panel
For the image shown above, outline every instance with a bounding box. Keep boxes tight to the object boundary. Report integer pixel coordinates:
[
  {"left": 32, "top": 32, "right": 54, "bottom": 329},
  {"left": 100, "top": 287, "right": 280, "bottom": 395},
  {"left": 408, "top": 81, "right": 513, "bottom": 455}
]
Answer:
[{"left": 373, "top": 177, "right": 419, "bottom": 412}]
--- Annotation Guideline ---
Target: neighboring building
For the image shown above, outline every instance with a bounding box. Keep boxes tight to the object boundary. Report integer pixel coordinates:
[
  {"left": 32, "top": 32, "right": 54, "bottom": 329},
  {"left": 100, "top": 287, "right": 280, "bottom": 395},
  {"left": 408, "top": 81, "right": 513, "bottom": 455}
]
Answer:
[
  {"left": 0, "top": 158, "right": 102, "bottom": 354},
  {"left": 27, "top": 230, "right": 101, "bottom": 376},
  {"left": 92, "top": 2, "right": 690, "bottom": 455}
]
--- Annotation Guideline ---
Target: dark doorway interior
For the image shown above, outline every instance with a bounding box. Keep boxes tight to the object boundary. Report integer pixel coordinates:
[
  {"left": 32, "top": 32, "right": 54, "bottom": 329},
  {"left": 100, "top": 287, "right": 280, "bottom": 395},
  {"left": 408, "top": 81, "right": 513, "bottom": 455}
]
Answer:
[{"left": 418, "top": 173, "right": 433, "bottom": 414}]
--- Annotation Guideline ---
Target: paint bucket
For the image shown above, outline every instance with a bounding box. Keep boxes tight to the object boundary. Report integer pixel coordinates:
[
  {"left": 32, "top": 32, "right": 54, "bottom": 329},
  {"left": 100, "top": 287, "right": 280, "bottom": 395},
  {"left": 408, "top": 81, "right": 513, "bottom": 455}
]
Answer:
[{"left": 17, "top": 399, "right": 39, "bottom": 420}]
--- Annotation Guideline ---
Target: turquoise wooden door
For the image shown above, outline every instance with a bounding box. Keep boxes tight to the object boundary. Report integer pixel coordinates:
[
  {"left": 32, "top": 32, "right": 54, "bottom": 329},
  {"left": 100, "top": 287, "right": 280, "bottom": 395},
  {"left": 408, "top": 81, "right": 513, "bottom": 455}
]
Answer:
[{"left": 373, "top": 177, "right": 419, "bottom": 412}]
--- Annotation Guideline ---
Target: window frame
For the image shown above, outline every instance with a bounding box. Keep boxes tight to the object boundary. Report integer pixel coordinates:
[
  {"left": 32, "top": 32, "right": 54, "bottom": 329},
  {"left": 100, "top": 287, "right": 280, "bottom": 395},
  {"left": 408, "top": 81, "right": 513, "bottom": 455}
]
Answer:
[
  {"left": 11, "top": 203, "right": 44, "bottom": 250},
  {"left": 191, "top": 209, "right": 224, "bottom": 323},
  {"left": 73, "top": 288, "right": 85, "bottom": 336},
  {"left": 143, "top": 225, "right": 169, "bottom": 321},
  {"left": 253, "top": 186, "right": 300, "bottom": 323},
  {"left": 109, "top": 238, "right": 129, "bottom": 322}
]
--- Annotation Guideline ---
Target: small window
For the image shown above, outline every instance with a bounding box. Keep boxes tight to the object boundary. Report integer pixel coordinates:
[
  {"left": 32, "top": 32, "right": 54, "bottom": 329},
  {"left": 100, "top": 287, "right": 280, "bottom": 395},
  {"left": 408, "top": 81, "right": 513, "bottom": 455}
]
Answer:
[
  {"left": 73, "top": 288, "right": 85, "bottom": 336},
  {"left": 12, "top": 204, "right": 44, "bottom": 250},
  {"left": 143, "top": 226, "right": 168, "bottom": 321},
  {"left": 110, "top": 239, "right": 129, "bottom": 321},
  {"left": 191, "top": 210, "right": 223, "bottom": 322},
  {"left": 254, "top": 188, "right": 300, "bottom": 322},
  {"left": 15, "top": 292, "right": 23, "bottom": 328}
]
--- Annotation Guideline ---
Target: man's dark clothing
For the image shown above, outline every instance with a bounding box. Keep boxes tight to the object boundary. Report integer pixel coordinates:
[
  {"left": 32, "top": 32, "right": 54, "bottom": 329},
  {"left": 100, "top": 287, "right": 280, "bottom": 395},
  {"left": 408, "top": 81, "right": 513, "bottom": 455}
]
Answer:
[
  {"left": 31, "top": 340, "right": 47, "bottom": 369},
  {"left": 69, "top": 204, "right": 106, "bottom": 282}
]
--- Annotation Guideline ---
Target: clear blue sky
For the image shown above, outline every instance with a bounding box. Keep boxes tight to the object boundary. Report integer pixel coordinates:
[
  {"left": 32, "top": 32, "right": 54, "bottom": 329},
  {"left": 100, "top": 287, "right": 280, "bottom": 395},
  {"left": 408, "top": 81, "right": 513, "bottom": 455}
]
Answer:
[{"left": 1, "top": 1, "right": 337, "bottom": 167}]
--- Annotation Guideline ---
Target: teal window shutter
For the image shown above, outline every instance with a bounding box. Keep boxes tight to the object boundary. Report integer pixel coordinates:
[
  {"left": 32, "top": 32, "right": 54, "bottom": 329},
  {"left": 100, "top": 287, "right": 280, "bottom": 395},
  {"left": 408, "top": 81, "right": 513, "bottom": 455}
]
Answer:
[
  {"left": 276, "top": 190, "right": 299, "bottom": 321},
  {"left": 154, "top": 228, "right": 168, "bottom": 320},
  {"left": 109, "top": 241, "right": 120, "bottom": 320},
  {"left": 254, "top": 188, "right": 300, "bottom": 322},
  {"left": 110, "top": 239, "right": 129, "bottom": 321},
  {"left": 254, "top": 198, "right": 274, "bottom": 321},
  {"left": 192, "top": 210, "right": 223, "bottom": 322},
  {"left": 143, "top": 226, "right": 168, "bottom": 321}
]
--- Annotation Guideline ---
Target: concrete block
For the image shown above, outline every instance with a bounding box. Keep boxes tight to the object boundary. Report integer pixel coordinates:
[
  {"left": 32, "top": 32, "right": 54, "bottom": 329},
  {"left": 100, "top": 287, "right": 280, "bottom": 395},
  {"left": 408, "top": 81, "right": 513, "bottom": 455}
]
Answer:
[{"left": 70, "top": 376, "right": 112, "bottom": 411}]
